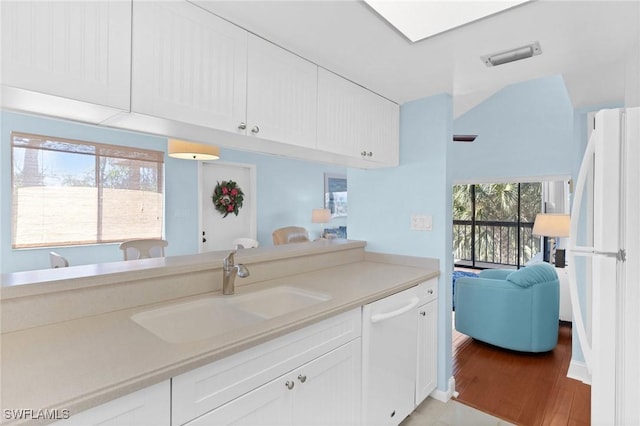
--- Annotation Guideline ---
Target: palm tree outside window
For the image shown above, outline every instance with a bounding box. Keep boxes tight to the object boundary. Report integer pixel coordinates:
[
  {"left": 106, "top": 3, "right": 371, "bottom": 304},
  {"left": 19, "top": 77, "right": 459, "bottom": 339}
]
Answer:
[{"left": 453, "top": 182, "right": 542, "bottom": 269}]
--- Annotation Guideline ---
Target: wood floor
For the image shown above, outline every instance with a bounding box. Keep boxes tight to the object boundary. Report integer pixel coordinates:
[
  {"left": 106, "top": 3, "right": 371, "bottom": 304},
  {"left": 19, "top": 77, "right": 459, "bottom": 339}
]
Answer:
[{"left": 452, "top": 323, "right": 591, "bottom": 426}]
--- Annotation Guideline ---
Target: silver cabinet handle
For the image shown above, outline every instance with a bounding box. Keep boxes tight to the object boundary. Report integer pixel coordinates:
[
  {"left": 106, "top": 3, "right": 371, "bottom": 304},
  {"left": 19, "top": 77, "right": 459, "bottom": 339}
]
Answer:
[
  {"left": 420, "top": 311, "right": 426, "bottom": 316},
  {"left": 367, "top": 151, "right": 373, "bottom": 157},
  {"left": 285, "top": 381, "right": 295, "bottom": 390},
  {"left": 427, "top": 289, "right": 434, "bottom": 295},
  {"left": 361, "top": 151, "right": 367, "bottom": 157},
  {"left": 298, "top": 374, "right": 307, "bottom": 383},
  {"left": 238, "top": 122, "right": 246, "bottom": 130},
  {"left": 251, "top": 126, "right": 260, "bottom": 134}
]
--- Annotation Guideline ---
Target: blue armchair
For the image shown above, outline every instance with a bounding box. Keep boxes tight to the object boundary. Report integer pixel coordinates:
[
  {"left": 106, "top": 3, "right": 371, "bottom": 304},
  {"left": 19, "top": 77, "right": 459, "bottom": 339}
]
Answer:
[{"left": 454, "top": 263, "right": 559, "bottom": 352}]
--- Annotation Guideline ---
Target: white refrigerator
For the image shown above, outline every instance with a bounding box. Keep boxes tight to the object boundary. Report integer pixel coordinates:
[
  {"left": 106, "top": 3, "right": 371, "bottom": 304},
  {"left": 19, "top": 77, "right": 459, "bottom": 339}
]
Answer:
[{"left": 568, "top": 107, "right": 639, "bottom": 425}]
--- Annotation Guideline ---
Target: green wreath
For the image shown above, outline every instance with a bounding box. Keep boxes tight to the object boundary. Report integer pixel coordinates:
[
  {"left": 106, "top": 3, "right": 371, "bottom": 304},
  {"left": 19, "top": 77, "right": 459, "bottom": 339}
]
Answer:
[{"left": 212, "top": 180, "right": 244, "bottom": 218}]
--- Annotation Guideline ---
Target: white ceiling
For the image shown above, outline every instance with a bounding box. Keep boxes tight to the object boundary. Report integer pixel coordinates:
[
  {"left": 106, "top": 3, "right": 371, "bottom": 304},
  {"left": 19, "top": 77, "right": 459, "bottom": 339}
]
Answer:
[{"left": 193, "top": 0, "right": 640, "bottom": 116}]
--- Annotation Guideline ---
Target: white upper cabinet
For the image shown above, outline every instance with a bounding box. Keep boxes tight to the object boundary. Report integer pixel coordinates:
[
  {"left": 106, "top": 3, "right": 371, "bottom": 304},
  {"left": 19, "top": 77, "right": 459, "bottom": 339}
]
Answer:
[
  {"left": 318, "top": 68, "right": 399, "bottom": 166},
  {"left": 246, "top": 34, "right": 318, "bottom": 149},
  {"left": 1, "top": 0, "right": 131, "bottom": 120},
  {"left": 131, "top": 1, "right": 248, "bottom": 132}
]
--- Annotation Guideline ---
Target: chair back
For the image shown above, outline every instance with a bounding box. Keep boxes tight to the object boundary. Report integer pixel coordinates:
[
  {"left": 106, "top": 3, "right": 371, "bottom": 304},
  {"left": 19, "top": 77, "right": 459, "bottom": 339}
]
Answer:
[
  {"left": 119, "top": 239, "right": 168, "bottom": 260},
  {"left": 272, "top": 227, "right": 310, "bottom": 245},
  {"left": 49, "top": 251, "right": 69, "bottom": 268},
  {"left": 233, "top": 238, "right": 259, "bottom": 249}
]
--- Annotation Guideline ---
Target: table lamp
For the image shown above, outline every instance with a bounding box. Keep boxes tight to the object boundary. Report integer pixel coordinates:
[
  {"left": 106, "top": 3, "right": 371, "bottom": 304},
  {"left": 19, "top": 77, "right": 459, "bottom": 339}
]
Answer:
[
  {"left": 311, "top": 208, "right": 332, "bottom": 239},
  {"left": 532, "top": 213, "right": 570, "bottom": 267}
]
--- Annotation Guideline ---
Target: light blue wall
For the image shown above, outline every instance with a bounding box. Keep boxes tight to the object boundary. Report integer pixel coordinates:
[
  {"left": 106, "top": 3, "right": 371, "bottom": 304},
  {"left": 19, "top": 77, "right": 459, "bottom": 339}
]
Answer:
[
  {"left": 348, "top": 93, "right": 454, "bottom": 394},
  {"left": 452, "top": 75, "right": 574, "bottom": 181},
  {"left": 218, "top": 149, "right": 347, "bottom": 246},
  {"left": 0, "top": 111, "right": 345, "bottom": 273}
]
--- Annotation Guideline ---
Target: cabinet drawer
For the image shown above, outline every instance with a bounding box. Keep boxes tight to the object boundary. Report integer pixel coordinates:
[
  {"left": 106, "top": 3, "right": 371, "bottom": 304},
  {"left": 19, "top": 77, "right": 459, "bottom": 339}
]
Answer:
[
  {"left": 172, "top": 308, "right": 361, "bottom": 425},
  {"left": 417, "top": 278, "right": 438, "bottom": 304}
]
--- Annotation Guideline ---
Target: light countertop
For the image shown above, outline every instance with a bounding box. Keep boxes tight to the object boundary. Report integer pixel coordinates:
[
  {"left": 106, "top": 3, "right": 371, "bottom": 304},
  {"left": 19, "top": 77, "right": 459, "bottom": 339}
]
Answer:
[{"left": 1, "top": 257, "right": 438, "bottom": 425}]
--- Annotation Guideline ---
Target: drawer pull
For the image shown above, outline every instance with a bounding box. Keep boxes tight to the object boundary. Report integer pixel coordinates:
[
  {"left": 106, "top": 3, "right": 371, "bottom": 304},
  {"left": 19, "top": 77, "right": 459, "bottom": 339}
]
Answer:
[
  {"left": 298, "top": 374, "right": 307, "bottom": 383},
  {"left": 285, "top": 381, "right": 295, "bottom": 390},
  {"left": 427, "top": 289, "right": 434, "bottom": 295},
  {"left": 420, "top": 311, "right": 426, "bottom": 316}
]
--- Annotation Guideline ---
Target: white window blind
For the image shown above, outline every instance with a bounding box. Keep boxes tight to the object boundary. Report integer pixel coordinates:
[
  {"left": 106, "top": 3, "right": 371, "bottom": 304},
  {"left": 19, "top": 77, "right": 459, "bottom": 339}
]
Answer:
[{"left": 11, "top": 132, "right": 164, "bottom": 249}]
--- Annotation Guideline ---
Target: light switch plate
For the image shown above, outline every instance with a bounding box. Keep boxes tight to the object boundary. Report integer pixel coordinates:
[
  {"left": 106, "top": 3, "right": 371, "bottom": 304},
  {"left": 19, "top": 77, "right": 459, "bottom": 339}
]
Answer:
[{"left": 411, "top": 214, "right": 433, "bottom": 231}]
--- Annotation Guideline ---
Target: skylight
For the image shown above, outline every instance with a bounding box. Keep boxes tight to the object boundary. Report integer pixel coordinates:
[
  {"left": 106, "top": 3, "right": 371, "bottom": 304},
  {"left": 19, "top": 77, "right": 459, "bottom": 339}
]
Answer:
[{"left": 365, "top": 0, "right": 531, "bottom": 42}]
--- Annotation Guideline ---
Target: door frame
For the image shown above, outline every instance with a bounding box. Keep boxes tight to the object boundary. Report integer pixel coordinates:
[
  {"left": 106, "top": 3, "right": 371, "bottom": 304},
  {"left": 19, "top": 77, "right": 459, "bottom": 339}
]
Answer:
[{"left": 197, "top": 161, "right": 257, "bottom": 253}]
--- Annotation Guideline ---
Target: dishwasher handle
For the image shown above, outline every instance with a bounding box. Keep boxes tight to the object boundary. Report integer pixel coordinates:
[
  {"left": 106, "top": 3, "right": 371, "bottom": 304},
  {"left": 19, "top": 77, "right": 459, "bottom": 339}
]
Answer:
[{"left": 370, "top": 297, "right": 420, "bottom": 324}]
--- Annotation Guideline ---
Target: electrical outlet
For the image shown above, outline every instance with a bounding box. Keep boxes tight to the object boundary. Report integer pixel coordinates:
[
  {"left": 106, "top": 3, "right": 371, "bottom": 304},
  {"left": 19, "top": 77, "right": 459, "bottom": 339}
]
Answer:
[{"left": 411, "top": 215, "right": 433, "bottom": 231}]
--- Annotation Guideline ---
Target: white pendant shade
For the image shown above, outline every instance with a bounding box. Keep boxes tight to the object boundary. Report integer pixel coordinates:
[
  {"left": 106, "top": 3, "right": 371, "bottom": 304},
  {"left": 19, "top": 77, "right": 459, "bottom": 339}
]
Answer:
[{"left": 168, "top": 139, "right": 220, "bottom": 160}]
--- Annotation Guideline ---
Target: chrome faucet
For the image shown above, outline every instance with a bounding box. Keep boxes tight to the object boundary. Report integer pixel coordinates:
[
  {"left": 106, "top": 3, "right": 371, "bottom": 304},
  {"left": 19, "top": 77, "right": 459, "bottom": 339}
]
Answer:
[{"left": 222, "top": 250, "right": 250, "bottom": 295}]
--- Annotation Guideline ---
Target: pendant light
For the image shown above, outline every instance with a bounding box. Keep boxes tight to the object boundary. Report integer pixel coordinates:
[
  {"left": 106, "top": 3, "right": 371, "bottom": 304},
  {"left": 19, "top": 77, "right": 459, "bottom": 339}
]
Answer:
[{"left": 168, "top": 139, "right": 220, "bottom": 160}]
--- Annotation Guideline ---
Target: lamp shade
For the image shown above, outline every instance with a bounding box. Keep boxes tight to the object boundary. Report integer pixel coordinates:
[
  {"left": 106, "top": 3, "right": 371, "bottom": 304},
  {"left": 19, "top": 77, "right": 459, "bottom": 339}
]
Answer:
[
  {"left": 168, "top": 139, "right": 220, "bottom": 160},
  {"left": 311, "top": 208, "right": 331, "bottom": 223},
  {"left": 532, "top": 213, "right": 570, "bottom": 237}
]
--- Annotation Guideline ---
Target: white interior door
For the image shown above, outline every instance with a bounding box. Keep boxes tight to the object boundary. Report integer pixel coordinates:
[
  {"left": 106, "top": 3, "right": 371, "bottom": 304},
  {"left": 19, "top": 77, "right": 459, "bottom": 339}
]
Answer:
[{"left": 199, "top": 162, "right": 256, "bottom": 252}]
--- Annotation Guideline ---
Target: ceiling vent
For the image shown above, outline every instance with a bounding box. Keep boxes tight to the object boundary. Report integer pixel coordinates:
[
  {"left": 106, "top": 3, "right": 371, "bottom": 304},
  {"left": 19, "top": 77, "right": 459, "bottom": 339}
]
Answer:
[
  {"left": 453, "top": 135, "right": 477, "bottom": 142},
  {"left": 482, "top": 41, "right": 541, "bottom": 67}
]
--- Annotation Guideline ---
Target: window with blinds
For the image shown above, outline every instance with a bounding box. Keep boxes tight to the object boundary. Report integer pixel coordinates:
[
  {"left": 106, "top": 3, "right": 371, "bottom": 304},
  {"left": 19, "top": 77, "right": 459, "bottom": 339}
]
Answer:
[{"left": 11, "top": 132, "right": 165, "bottom": 249}]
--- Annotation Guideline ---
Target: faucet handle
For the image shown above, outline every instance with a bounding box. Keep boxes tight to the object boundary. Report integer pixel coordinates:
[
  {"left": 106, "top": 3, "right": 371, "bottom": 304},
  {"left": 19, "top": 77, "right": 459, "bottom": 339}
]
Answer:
[{"left": 224, "top": 250, "right": 236, "bottom": 269}]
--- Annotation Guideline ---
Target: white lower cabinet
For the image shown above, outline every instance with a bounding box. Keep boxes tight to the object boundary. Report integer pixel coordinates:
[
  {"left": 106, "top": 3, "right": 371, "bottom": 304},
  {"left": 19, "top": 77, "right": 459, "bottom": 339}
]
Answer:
[
  {"left": 186, "top": 340, "right": 361, "bottom": 426},
  {"left": 172, "top": 308, "right": 361, "bottom": 426},
  {"left": 54, "top": 380, "right": 170, "bottom": 426},
  {"left": 415, "top": 279, "right": 438, "bottom": 407}
]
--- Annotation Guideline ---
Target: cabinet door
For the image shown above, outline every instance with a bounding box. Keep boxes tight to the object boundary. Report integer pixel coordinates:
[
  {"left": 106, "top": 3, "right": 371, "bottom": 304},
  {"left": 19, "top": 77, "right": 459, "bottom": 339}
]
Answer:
[
  {"left": 294, "top": 339, "right": 362, "bottom": 426},
  {"left": 54, "top": 381, "right": 170, "bottom": 426},
  {"left": 172, "top": 309, "right": 361, "bottom": 425},
  {"left": 359, "top": 90, "right": 400, "bottom": 165},
  {"left": 1, "top": 0, "right": 131, "bottom": 110},
  {"left": 317, "top": 68, "right": 363, "bottom": 158},
  {"left": 184, "top": 376, "right": 293, "bottom": 426},
  {"left": 247, "top": 34, "right": 317, "bottom": 148},
  {"left": 318, "top": 68, "right": 399, "bottom": 165},
  {"left": 131, "top": 1, "right": 247, "bottom": 132},
  {"left": 415, "top": 301, "right": 438, "bottom": 406}
]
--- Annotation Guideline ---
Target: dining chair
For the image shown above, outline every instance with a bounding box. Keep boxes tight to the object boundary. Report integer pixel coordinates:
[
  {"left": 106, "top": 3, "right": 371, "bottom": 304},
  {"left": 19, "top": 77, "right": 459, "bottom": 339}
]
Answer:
[
  {"left": 233, "top": 237, "right": 259, "bottom": 249},
  {"left": 49, "top": 251, "right": 69, "bottom": 268},
  {"left": 272, "top": 227, "right": 310, "bottom": 245},
  {"left": 119, "top": 239, "right": 168, "bottom": 260}
]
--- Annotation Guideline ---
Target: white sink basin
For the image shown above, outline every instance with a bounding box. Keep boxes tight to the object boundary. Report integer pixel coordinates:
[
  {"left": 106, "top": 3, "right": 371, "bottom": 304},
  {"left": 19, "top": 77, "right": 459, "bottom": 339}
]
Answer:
[
  {"left": 131, "top": 286, "right": 331, "bottom": 344},
  {"left": 227, "top": 286, "right": 331, "bottom": 318},
  {"left": 131, "top": 298, "right": 265, "bottom": 344}
]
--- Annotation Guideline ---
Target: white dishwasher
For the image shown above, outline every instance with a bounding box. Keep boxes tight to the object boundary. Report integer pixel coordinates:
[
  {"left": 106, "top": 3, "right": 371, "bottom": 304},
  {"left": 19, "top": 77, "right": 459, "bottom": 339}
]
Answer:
[{"left": 362, "top": 286, "right": 419, "bottom": 426}]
